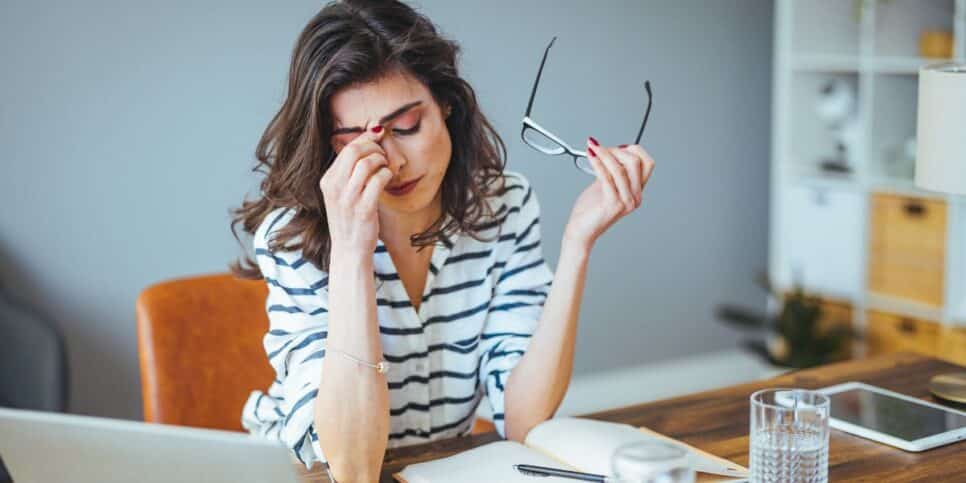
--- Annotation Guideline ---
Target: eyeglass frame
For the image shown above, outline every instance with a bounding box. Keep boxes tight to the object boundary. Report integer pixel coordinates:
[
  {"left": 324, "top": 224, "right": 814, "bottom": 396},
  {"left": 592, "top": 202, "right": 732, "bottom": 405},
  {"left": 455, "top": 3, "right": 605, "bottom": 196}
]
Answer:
[{"left": 521, "top": 36, "right": 653, "bottom": 176}]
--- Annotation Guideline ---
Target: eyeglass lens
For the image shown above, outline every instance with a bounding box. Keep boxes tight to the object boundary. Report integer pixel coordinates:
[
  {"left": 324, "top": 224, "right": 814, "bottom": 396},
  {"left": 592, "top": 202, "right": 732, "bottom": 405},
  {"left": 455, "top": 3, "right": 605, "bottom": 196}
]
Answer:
[{"left": 522, "top": 128, "right": 566, "bottom": 155}]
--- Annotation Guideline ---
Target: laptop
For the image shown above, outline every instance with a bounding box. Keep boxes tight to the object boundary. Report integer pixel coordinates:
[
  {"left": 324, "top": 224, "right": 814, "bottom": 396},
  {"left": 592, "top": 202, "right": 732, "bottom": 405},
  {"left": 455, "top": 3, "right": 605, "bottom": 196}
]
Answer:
[{"left": 0, "top": 407, "right": 299, "bottom": 482}]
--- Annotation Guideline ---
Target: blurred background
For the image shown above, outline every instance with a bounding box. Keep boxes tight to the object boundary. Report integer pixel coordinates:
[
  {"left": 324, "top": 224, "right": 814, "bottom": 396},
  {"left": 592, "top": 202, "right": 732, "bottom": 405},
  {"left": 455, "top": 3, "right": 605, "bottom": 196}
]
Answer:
[{"left": 0, "top": 0, "right": 963, "bottom": 442}]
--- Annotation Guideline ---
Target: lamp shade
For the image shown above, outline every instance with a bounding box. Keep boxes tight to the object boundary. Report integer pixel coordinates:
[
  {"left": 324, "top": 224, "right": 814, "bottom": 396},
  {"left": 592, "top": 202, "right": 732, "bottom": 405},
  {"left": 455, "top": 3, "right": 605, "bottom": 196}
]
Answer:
[{"left": 915, "top": 63, "right": 966, "bottom": 195}]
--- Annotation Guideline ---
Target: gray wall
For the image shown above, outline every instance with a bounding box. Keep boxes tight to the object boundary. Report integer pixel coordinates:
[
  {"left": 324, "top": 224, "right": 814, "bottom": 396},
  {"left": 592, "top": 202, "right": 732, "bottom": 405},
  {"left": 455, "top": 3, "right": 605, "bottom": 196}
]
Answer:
[{"left": 0, "top": 0, "right": 772, "bottom": 420}]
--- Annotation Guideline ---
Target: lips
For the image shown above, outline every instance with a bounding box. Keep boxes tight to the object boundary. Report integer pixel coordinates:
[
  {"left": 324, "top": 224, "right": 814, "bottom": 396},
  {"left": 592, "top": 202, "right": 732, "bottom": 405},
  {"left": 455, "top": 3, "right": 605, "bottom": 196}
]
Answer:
[{"left": 385, "top": 176, "right": 422, "bottom": 196}]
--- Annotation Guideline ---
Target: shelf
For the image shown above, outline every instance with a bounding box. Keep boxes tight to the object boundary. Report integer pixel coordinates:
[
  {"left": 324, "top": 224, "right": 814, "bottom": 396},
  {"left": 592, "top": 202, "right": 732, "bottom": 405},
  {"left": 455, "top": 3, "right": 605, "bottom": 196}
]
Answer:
[
  {"left": 866, "top": 177, "right": 949, "bottom": 200},
  {"left": 772, "top": 0, "right": 966, "bottom": 339},
  {"left": 765, "top": 287, "right": 960, "bottom": 328},
  {"left": 792, "top": 55, "right": 959, "bottom": 74},
  {"left": 792, "top": 55, "right": 860, "bottom": 72},
  {"left": 791, "top": 173, "right": 862, "bottom": 192},
  {"left": 867, "top": 56, "right": 954, "bottom": 74},
  {"left": 787, "top": 175, "right": 953, "bottom": 201},
  {"left": 866, "top": 292, "right": 945, "bottom": 322}
]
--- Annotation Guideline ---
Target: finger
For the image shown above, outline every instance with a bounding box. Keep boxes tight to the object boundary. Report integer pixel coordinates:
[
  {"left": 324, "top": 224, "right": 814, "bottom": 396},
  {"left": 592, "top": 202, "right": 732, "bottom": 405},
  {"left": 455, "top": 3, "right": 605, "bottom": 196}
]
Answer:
[
  {"left": 611, "top": 147, "right": 643, "bottom": 206},
  {"left": 620, "top": 144, "right": 655, "bottom": 193},
  {"left": 586, "top": 153, "right": 618, "bottom": 204},
  {"left": 627, "top": 144, "right": 656, "bottom": 190},
  {"left": 590, "top": 140, "right": 634, "bottom": 212},
  {"left": 326, "top": 141, "right": 384, "bottom": 189},
  {"left": 344, "top": 152, "right": 389, "bottom": 197},
  {"left": 623, "top": 145, "right": 655, "bottom": 177},
  {"left": 359, "top": 166, "right": 393, "bottom": 210},
  {"left": 642, "top": 157, "right": 655, "bottom": 189},
  {"left": 329, "top": 125, "right": 387, "bottom": 181},
  {"left": 623, "top": 143, "right": 652, "bottom": 163}
]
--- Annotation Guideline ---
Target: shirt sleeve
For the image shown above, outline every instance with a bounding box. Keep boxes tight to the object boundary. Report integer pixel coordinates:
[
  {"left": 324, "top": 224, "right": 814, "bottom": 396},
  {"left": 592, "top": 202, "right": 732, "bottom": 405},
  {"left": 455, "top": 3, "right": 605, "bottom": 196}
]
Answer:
[
  {"left": 477, "top": 176, "right": 554, "bottom": 437},
  {"left": 240, "top": 208, "right": 330, "bottom": 468}
]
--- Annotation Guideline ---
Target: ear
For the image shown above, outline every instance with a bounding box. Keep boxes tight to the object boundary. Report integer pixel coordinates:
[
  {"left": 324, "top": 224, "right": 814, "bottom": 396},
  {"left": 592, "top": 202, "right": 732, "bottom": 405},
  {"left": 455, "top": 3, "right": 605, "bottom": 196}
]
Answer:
[{"left": 443, "top": 103, "right": 452, "bottom": 118}]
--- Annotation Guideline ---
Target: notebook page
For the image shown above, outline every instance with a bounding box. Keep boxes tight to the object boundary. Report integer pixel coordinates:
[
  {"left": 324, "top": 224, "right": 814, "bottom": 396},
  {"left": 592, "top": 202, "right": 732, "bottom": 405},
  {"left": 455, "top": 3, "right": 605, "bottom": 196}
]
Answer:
[
  {"left": 638, "top": 426, "right": 748, "bottom": 479},
  {"left": 394, "top": 440, "right": 579, "bottom": 483},
  {"left": 524, "top": 418, "right": 748, "bottom": 480},
  {"left": 524, "top": 417, "right": 654, "bottom": 475}
]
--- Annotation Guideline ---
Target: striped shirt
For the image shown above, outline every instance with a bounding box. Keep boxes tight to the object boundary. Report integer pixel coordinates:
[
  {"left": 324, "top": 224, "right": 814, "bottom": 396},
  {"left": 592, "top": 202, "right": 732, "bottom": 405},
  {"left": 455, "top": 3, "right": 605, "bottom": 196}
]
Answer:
[{"left": 241, "top": 171, "right": 554, "bottom": 466}]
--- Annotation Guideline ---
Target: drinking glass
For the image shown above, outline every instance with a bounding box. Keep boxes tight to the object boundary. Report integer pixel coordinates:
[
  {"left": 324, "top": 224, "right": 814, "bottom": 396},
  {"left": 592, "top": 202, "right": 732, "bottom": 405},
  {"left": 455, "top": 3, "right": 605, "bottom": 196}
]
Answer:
[
  {"left": 610, "top": 441, "right": 695, "bottom": 483},
  {"left": 749, "top": 388, "right": 830, "bottom": 483}
]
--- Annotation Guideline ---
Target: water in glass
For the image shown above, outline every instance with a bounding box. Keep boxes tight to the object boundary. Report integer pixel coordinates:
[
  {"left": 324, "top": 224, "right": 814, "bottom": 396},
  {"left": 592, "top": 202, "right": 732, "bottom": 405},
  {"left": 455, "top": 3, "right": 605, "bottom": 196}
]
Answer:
[{"left": 749, "top": 389, "right": 829, "bottom": 483}]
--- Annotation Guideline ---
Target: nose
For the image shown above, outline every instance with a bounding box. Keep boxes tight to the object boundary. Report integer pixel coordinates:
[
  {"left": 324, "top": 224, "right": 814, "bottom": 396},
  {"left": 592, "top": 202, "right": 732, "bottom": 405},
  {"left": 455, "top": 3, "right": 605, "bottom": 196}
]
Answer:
[{"left": 378, "top": 135, "right": 408, "bottom": 177}]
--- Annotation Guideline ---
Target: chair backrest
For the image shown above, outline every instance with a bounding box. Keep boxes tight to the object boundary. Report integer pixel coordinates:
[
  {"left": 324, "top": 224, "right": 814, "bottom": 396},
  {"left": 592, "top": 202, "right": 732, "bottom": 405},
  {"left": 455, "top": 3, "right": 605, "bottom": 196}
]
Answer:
[
  {"left": 0, "top": 290, "right": 68, "bottom": 412},
  {"left": 0, "top": 289, "right": 69, "bottom": 483},
  {"left": 136, "top": 273, "right": 273, "bottom": 432}
]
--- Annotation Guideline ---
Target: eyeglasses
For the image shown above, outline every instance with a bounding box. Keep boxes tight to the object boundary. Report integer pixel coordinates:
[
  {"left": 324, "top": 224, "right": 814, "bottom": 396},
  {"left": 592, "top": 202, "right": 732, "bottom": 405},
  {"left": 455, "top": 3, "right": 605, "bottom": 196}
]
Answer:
[{"left": 521, "top": 37, "right": 653, "bottom": 176}]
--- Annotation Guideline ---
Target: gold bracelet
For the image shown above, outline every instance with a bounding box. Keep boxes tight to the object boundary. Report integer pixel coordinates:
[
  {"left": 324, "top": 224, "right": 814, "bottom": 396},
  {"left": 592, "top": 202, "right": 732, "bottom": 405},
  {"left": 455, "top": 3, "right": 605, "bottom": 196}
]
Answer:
[{"left": 327, "top": 347, "right": 390, "bottom": 374}]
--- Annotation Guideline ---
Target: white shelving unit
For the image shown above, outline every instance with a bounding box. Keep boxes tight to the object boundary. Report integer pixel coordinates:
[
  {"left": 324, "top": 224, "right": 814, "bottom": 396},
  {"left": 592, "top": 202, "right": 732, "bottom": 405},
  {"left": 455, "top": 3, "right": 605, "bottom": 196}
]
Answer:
[{"left": 770, "top": 0, "right": 966, "bottom": 332}]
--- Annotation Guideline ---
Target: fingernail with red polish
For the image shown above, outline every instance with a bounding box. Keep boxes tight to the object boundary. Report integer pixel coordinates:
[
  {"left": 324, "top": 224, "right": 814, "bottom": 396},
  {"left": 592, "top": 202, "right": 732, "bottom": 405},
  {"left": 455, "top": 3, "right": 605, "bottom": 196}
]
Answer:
[
  {"left": 587, "top": 147, "right": 596, "bottom": 157},
  {"left": 588, "top": 136, "right": 600, "bottom": 147},
  {"left": 619, "top": 144, "right": 629, "bottom": 148},
  {"left": 371, "top": 125, "right": 383, "bottom": 133}
]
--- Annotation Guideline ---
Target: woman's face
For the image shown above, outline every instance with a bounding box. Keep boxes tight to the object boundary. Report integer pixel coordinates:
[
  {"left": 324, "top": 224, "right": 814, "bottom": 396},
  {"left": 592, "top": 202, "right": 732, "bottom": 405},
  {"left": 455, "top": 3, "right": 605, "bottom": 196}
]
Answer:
[{"left": 329, "top": 69, "right": 452, "bottom": 217}]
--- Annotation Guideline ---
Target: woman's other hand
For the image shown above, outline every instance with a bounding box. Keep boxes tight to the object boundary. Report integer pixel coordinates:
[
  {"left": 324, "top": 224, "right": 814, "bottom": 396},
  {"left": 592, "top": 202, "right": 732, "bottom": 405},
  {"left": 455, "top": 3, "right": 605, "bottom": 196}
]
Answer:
[{"left": 563, "top": 138, "right": 655, "bottom": 251}]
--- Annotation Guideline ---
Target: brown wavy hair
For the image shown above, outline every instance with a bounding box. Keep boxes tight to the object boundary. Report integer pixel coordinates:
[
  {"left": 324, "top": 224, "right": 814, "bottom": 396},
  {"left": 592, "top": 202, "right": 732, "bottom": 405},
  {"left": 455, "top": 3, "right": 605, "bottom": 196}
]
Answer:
[{"left": 231, "top": 0, "right": 509, "bottom": 278}]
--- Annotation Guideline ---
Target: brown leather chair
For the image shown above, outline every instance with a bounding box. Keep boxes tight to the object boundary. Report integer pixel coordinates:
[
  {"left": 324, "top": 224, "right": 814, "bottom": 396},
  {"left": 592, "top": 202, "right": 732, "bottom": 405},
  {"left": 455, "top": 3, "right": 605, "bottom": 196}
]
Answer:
[
  {"left": 137, "top": 273, "right": 273, "bottom": 431},
  {"left": 136, "top": 272, "right": 496, "bottom": 435}
]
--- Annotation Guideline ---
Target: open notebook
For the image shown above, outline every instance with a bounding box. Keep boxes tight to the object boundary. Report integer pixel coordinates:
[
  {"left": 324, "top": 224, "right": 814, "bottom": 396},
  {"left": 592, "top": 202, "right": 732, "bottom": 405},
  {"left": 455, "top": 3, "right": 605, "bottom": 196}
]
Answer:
[{"left": 395, "top": 418, "right": 748, "bottom": 483}]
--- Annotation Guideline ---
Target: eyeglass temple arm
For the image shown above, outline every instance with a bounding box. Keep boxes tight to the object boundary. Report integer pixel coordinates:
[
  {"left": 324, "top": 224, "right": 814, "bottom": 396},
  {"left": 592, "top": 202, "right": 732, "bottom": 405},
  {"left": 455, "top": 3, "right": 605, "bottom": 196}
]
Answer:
[
  {"left": 525, "top": 37, "right": 556, "bottom": 118},
  {"left": 633, "top": 81, "right": 652, "bottom": 145}
]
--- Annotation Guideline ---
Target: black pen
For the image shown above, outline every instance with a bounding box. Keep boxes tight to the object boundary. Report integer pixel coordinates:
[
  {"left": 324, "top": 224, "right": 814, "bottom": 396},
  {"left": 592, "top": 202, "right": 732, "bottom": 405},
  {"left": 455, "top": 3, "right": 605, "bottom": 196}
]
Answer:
[{"left": 514, "top": 463, "right": 617, "bottom": 482}]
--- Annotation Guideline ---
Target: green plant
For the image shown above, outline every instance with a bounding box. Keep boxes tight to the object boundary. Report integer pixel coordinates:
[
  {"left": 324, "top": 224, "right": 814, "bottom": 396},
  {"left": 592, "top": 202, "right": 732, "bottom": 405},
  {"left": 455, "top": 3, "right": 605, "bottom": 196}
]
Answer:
[{"left": 716, "top": 273, "right": 859, "bottom": 369}]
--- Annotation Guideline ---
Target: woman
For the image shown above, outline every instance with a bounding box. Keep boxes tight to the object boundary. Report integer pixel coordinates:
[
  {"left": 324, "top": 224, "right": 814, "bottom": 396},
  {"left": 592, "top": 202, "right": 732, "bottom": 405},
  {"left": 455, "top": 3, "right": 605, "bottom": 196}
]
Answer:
[{"left": 232, "top": 1, "right": 655, "bottom": 481}]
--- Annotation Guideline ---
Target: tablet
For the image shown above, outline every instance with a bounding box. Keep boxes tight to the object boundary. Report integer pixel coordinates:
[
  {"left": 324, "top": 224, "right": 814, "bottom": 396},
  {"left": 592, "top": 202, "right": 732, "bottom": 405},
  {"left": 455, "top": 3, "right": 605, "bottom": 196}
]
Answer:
[{"left": 818, "top": 382, "right": 966, "bottom": 452}]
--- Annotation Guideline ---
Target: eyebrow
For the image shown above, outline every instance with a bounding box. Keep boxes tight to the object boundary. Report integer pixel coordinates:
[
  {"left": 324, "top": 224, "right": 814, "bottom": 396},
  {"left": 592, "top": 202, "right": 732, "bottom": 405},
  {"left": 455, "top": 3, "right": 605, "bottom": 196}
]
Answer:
[{"left": 331, "top": 100, "right": 423, "bottom": 135}]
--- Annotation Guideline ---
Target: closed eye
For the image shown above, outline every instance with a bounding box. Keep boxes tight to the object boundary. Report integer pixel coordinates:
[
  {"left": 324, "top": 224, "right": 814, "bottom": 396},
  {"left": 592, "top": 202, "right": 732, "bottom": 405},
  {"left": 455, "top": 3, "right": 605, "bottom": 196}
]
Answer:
[{"left": 393, "top": 119, "right": 421, "bottom": 136}]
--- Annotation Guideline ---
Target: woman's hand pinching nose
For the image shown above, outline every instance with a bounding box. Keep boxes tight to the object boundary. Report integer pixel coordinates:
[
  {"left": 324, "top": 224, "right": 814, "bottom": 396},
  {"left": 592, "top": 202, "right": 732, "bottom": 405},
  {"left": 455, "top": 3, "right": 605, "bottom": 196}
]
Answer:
[{"left": 318, "top": 123, "right": 393, "bottom": 254}]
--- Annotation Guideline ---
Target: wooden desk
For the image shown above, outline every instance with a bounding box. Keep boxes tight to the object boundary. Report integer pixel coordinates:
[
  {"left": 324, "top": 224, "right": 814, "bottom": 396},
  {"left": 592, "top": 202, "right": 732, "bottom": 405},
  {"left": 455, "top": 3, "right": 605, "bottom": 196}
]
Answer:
[{"left": 298, "top": 353, "right": 966, "bottom": 482}]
